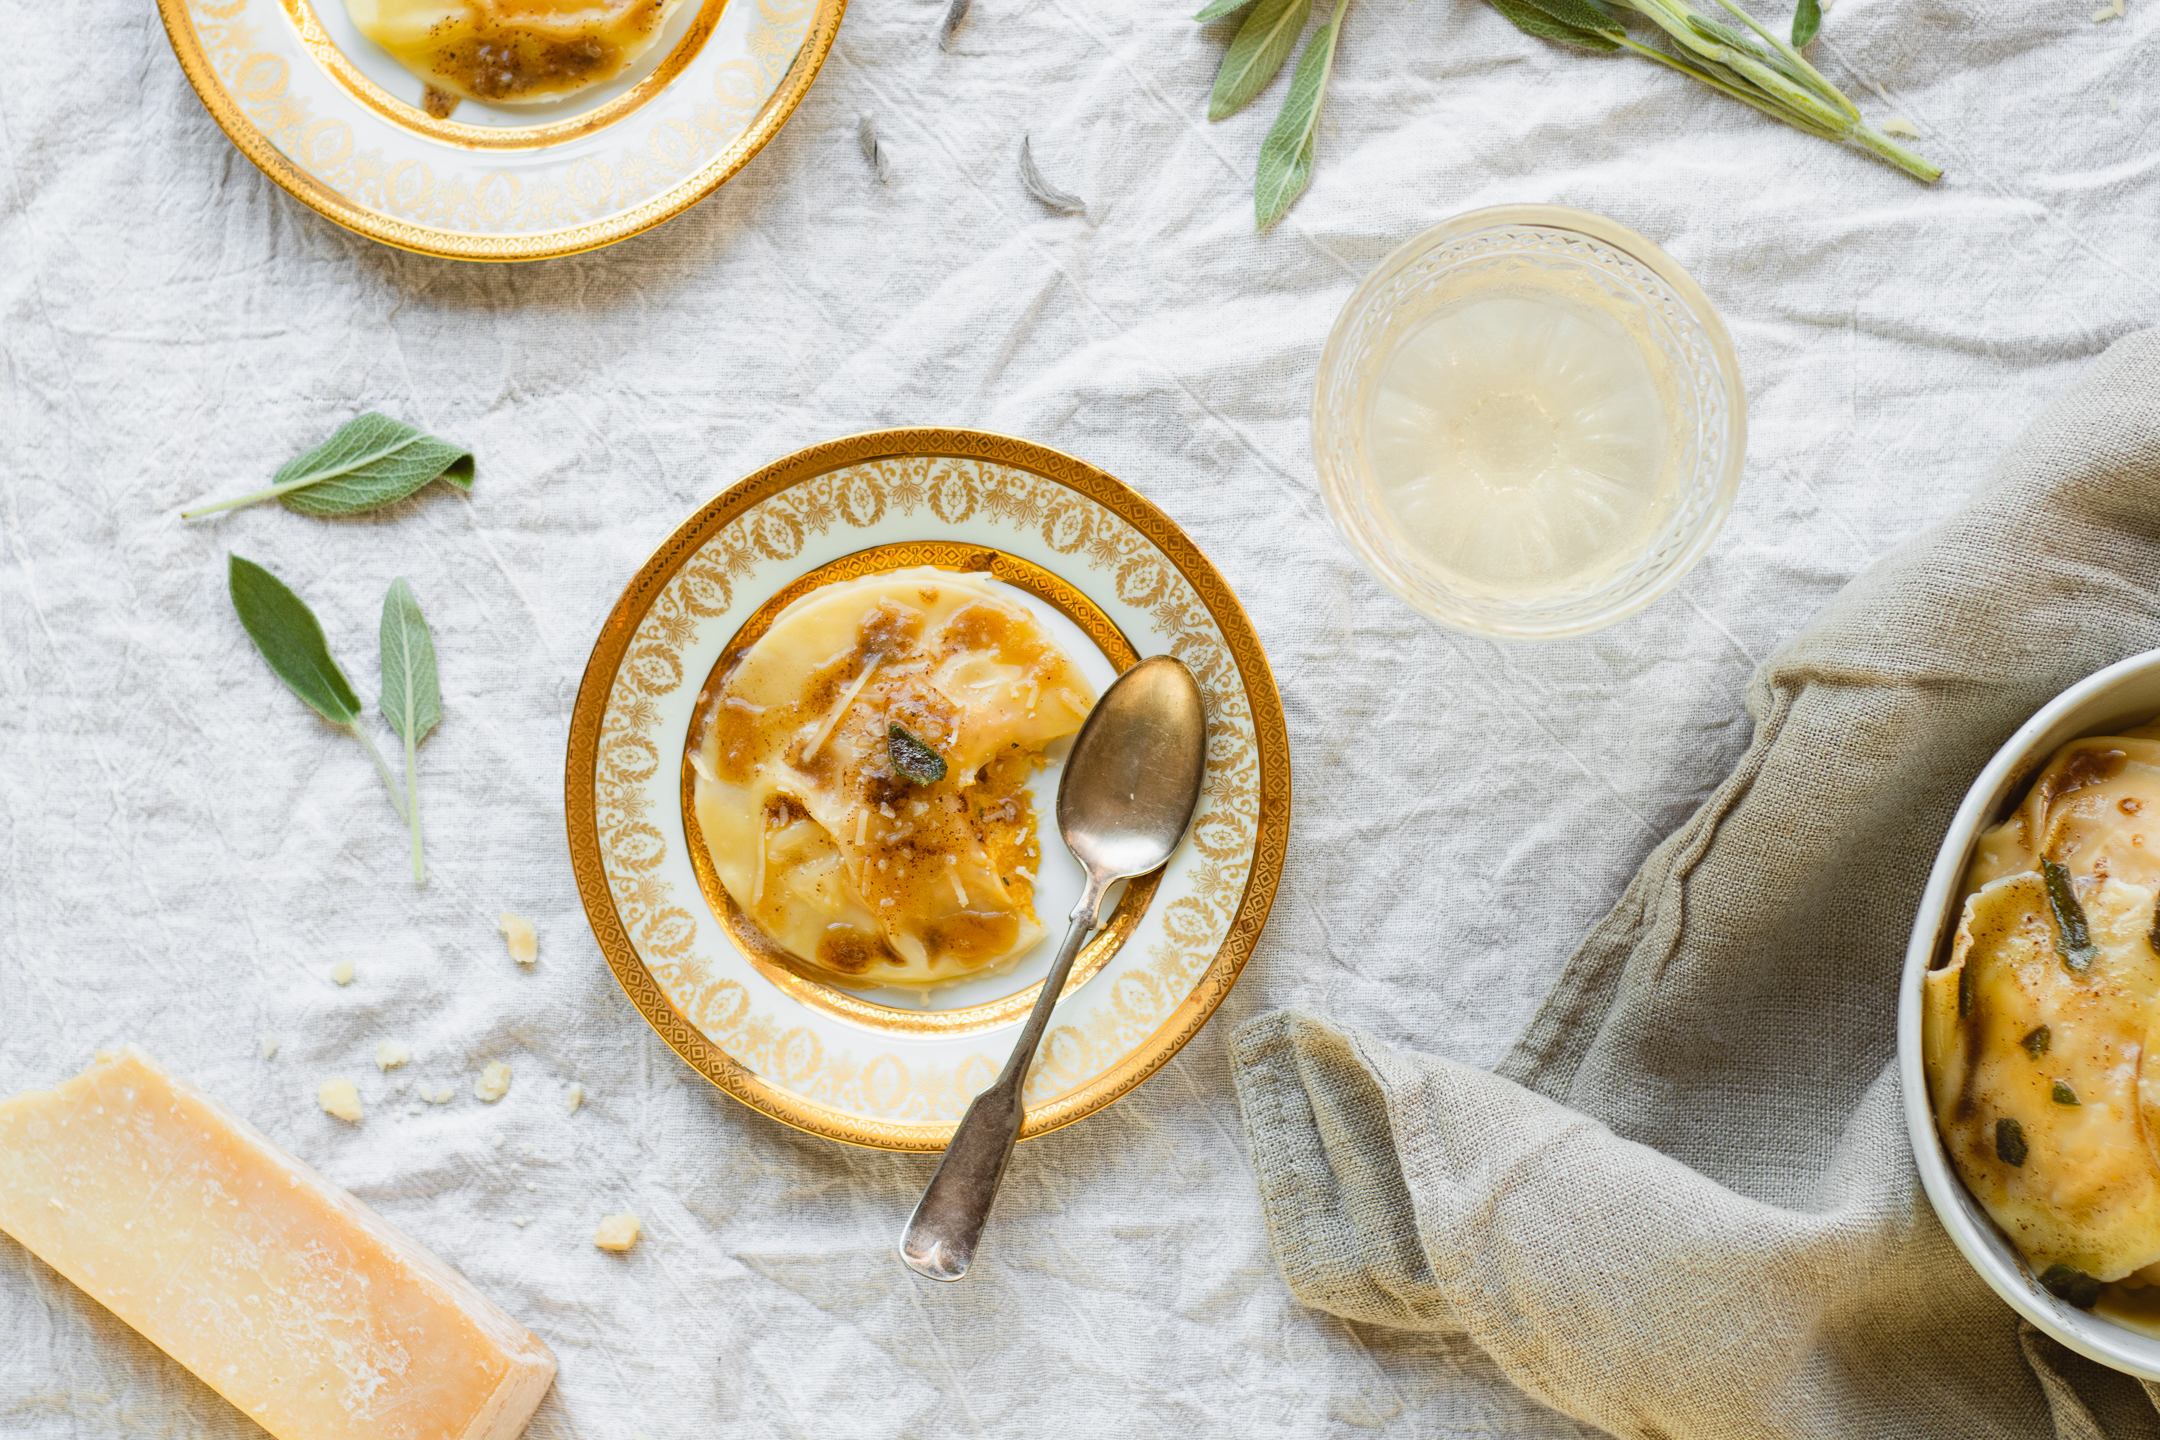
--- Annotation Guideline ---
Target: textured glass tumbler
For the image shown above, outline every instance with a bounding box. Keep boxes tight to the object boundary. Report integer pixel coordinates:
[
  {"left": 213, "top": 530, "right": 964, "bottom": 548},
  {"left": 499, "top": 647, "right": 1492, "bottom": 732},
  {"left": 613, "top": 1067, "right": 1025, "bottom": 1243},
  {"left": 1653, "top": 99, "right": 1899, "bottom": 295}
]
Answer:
[{"left": 1312, "top": 205, "right": 1747, "bottom": 640}]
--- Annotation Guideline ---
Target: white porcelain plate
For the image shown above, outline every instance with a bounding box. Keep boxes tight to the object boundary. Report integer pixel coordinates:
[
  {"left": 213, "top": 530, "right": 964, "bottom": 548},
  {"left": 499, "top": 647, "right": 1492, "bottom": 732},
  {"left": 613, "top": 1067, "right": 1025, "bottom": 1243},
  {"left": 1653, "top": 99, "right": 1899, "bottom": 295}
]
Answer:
[
  {"left": 156, "top": 0, "right": 845, "bottom": 260},
  {"left": 566, "top": 429, "right": 1291, "bottom": 1150}
]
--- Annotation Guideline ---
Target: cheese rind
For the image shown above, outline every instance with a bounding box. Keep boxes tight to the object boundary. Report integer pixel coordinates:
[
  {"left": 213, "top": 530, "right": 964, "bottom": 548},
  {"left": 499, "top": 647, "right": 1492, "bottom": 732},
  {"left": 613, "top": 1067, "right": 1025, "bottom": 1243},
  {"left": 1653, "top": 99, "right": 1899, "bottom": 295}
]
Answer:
[{"left": 0, "top": 1047, "right": 556, "bottom": 1440}]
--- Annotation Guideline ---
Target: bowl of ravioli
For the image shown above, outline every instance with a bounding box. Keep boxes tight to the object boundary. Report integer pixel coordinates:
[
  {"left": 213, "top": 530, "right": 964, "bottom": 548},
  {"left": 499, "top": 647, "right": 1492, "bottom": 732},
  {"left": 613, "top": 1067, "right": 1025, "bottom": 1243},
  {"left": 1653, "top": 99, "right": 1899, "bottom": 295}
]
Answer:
[{"left": 1904, "top": 648, "right": 2160, "bottom": 1378}]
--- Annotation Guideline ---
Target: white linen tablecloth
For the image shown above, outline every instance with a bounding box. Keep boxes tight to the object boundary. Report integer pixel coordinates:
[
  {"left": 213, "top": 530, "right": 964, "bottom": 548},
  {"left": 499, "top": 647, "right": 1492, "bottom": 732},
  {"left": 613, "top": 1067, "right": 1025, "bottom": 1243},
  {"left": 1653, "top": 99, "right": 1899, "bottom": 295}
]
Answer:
[{"left": 1, "top": 0, "right": 2154, "bottom": 1434}]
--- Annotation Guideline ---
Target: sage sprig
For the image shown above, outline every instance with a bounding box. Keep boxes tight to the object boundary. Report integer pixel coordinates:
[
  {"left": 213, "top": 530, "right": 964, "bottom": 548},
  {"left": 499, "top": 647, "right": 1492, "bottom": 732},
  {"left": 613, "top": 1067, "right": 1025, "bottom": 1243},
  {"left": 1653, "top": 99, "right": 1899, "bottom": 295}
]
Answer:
[
  {"left": 228, "top": 555, "right": 406, "bottom": 825},
  {"left": 1479, "top": 0, "right": 1938, "bottom": 181},
  {"left": 1197, "top": 0, "right": 1937, "bottom": 231},
  {"left": 379, "top": 579, "right": 441, "bottom": 885},
  {"left": 184, "top": 414, "right": 473, "bottom": 519}
]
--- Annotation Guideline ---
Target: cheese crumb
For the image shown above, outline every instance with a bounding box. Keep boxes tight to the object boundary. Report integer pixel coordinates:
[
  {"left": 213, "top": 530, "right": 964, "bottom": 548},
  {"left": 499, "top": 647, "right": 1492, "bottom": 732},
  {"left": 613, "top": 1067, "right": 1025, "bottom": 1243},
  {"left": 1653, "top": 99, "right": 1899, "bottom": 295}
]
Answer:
[
  {"left": 475, "top": 1061, "right": 513, "bottom": 1103},
  {"left": 594, "top": 1214, "right": 641, "bottom": 1251},
  {"left": 1880, "top": 116, "right": 1920, "bottom": 138},
  {"left": 317, "top": 1078, "right": 364, "bottom": 1124},
  {"left": 260, "top": 1037, "right": 280, "bottom": 1061},
  {"left": 498, "top": 913, "right": 539, "bottom": 965},
  {"left": 2109, "top": 94, "right": 2122, "bottom": 112},
  {"left": 2093, "top": 0, "right": 2124, "bottom": 19},
  {"left": 375, "top": 1041, "right": 412, "bottom": 1072},
  {"left": 330, "top": 959, "right": 356, "bottom": 986},
  {"left": 565, "top": 1083, "right": 585, "bottom": 1115}
]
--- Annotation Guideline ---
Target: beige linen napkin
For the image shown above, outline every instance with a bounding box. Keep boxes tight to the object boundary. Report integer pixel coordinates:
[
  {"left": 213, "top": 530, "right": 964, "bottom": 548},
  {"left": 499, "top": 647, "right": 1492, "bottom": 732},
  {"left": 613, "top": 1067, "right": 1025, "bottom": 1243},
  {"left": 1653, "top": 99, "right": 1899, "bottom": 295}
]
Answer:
[{"left": 1233, "top": 328, "right": 2160, "bottom": 1439}]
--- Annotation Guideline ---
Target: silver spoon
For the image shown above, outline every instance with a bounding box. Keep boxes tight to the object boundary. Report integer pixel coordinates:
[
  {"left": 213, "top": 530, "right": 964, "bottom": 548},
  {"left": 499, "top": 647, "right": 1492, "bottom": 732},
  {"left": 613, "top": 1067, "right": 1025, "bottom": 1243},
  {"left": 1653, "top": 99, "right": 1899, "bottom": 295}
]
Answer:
[{"left": 899, "top": 654, "right": 1207, "bottom": 1282}]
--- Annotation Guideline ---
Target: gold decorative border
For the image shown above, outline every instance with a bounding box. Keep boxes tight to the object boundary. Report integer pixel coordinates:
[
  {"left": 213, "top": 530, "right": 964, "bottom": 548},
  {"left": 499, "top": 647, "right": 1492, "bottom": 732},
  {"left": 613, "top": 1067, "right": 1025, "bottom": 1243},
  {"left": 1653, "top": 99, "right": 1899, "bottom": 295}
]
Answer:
[
  {"left": 679, "top": 540, "right": 1157, "bottom": 1036},
  {"left": 278, "top": 0, "right": 727, "bottom": 151},
  {"left": 154, "top": 0, "right": 845, "bottom": 261},
  {"left": 565, "top": 430, "right": 1291, "bottom": 1151}
]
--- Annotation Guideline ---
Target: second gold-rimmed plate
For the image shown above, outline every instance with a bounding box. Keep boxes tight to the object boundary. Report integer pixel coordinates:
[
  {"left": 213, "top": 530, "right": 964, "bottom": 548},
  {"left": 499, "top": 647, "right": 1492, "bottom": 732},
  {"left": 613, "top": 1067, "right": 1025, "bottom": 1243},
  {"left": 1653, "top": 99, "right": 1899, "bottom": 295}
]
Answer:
[
  {"left": 566, "top": 430, "right": 1290, "bottom": 1151},
  {"left": 156, "top": 0, "right": 844, "bottom": 260}
]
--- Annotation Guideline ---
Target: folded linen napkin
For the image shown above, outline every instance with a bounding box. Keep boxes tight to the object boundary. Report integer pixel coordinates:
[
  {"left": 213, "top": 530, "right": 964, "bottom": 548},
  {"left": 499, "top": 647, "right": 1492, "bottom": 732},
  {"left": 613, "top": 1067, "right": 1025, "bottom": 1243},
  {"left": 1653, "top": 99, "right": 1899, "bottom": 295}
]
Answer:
[{"left": 1233, "top": 328, "right": 2160, "bottom": 1439}]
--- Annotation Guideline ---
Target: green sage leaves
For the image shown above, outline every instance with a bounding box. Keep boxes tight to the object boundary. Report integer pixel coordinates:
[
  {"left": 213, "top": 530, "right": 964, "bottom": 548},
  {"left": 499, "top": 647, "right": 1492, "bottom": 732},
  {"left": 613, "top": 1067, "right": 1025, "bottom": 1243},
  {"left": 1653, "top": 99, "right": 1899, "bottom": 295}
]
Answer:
[
  {"left": 1197, "top": 0, "right": 1354, "bottom": 230},
  {"left": 184, "top": 414, "right": 474, "bottom": 520},
  {"left": 228, "top": 555, "right": 440, "bottom": 885},
  {"left": 1255, "top": 0, "right": 1350, "bottom": 229},
  {"left": 380, "top": 579, "right": 442, "bottom": 883}
]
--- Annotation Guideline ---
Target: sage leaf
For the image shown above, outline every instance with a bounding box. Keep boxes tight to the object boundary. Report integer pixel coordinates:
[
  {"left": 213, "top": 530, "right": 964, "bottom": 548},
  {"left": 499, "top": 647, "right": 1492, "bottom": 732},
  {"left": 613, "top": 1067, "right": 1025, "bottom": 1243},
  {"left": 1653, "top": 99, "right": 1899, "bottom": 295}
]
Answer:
[
  {"left": 858, "top": 114, "right": 893, "bottom": 183},
  {"left": 380, "top": 578, "right": 441, "bottom": 884},
  {"left": 938, "top": 0, "right": 969, "bottom": 51},
  {"left": 228, "top": 554, "right": 406, "bottom": 824},
  {"left": 888, "top": 724, "right": 948, "bottom": 785},
  {"left": 2019, "top": 1024, "right": 2051, "bottom": 1058},
  {"left": 1791, "top": 0, "right": 1821, "bottom": 46},
  {"left": 2052, "top": 1080, "right": 2080, "bottom": 1106},
  {"left": 1194, "top": 0, "right": 1256, "bottom": 19},
  {"left": 2040, "top": 1263, "right": 2103, "bottom": 1309},
  {"left": 1254, "top": 0, "right": 1347, "bottom": 230},
  {"left": 1994, "top": 1116, "right": 2027, "bottom": 1168},
  {"left": 1519, "top": 0, "right": 1624, "bottom": 39},
  {"left": 1489, "top": 0, "right": 1621, "bottom": 49},
  {"left": 183, "top": 414, "right": 474, "bottom": 519},
  {"left": 1208, "top": 0, "right": 1312, "bottom": 121},
  {"left": 2042, "top": 858, "right": 2099, "bottom": 973},
  {"left": 1020, "top": 137, "right": 1087, "bottom": 216}
]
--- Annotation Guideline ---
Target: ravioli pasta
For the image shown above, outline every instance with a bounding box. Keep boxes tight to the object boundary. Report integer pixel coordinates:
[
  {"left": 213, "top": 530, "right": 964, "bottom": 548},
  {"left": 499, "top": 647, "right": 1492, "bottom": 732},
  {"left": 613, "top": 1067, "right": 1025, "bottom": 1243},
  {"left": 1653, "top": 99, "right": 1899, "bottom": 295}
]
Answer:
[
  {"left": 691, "top": 568, "right": 1095, "bottom": 988},
  {"left": 1924, "top": 720, "right": 2160, "bottom": 1315},
  {"left": 345, "top": 0, "right": 684, "bottom": 107}
]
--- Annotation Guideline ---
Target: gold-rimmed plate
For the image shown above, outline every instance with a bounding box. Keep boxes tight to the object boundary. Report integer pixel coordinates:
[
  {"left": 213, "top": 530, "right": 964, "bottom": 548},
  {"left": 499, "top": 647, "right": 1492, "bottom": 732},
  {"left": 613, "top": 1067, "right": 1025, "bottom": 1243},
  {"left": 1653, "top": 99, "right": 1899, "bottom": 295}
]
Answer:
[
  {"left": 566, "top": 429, "right": 1290, "bottom": 1150},
  {"left": 156, "top": 0, "right": 844, "bottom": 261}
]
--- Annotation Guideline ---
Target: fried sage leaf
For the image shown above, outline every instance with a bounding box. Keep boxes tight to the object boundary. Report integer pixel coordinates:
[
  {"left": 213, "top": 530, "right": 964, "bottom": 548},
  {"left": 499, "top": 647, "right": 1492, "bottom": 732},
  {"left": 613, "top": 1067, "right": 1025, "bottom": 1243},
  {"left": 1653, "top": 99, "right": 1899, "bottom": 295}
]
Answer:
[
  {"left": 184, "top": 414, "right": 474, "bottom": 519},
  {"left": 2040, "top": 1263, "right": 2103, "bottom": 1309},
  {"left": 888, "top": 723, "right": 949, "bottom": 785},
  {"left": 2042, "top": 858, "right": 2100, "bottom": 972},
  {"left": 2020, "top": 1025, "right": 2052, "bottom": 1058},
  {"left": 380, "top": 578, "right": 441, "bottom": 884},
  {"left": 228, "top": 554, "right": 405, "bottom": 823},
  {"left": 1996, "top": 1117, "right": 2028, "bottom": 1168},
  {"left": 2053, "top": 1080, "right": 2080, "bottom": 1106}
]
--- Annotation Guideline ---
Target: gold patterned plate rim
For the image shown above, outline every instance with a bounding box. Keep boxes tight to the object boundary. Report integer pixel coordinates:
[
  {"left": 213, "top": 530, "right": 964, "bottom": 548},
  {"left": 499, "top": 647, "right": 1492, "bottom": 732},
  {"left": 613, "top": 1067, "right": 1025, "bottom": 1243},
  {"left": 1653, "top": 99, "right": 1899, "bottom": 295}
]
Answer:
[
  {"left": 155, "top": 0, "right": 846, "bottom": 262},
  {"left": 679, "top": 540, "right": 1162, "bottom": 1037},
  {"left": 565, "top": 428, "right": 1292, "bottom": 1151}
]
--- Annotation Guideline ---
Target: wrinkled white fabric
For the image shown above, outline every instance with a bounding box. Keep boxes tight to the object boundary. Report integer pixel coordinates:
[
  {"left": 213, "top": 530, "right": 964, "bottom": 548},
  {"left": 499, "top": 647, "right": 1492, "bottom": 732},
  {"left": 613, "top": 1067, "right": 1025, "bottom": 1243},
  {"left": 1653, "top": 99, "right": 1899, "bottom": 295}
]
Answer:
[{"left": 1, "top": 0, "right": 2156, "bottom": 1433}]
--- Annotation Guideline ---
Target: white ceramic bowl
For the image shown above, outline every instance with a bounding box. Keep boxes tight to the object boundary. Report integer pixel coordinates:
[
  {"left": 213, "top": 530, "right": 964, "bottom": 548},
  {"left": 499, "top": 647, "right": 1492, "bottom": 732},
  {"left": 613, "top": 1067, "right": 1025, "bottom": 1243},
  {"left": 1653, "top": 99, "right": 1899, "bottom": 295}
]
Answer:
[{"left": 1900, "top": 647, "right": 2160, "bottom": 1378}]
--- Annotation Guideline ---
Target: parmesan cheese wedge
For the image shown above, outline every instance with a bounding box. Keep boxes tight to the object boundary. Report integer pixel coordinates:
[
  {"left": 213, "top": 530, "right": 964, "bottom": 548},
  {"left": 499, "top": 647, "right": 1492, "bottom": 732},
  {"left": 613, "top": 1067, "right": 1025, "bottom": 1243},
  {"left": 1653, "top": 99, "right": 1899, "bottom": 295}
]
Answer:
[{"left": 0, "top": 1047, "right": 557, "bottom": 1440}]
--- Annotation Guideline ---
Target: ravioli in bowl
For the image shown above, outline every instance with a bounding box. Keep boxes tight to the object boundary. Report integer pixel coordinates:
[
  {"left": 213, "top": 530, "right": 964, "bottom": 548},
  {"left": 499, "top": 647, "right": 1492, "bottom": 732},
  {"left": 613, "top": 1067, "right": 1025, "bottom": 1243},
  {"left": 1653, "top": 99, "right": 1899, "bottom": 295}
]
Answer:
[
  {"left": 689, "top": 567, "right": 1096, "bottom": 989},
  {"left": 1923, "top": 720, "right": 2160, "bottom": 1327},
  {"left": 344, "top": 0, "right": 686, "bottom": 112}
]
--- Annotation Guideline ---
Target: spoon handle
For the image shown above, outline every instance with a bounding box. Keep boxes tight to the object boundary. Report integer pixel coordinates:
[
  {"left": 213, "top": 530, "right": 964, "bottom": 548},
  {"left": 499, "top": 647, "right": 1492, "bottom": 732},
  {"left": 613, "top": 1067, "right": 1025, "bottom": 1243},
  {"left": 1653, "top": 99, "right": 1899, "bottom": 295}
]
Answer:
[{"left": 899, "top": 874, "right": 1111, "bottom": 1282}]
